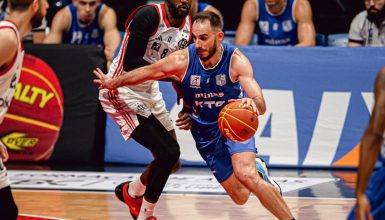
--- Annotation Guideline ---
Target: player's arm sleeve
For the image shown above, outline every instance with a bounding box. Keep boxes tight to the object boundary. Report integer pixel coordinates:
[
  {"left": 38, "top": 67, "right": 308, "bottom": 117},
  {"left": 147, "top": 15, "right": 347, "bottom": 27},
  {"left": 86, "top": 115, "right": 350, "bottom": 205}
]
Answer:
[
  {"left": 122, "top": 6, "right": 159, "bottom": 72},
  {"left": 348, "top": 14, "right": 364, "bottom": 45}
]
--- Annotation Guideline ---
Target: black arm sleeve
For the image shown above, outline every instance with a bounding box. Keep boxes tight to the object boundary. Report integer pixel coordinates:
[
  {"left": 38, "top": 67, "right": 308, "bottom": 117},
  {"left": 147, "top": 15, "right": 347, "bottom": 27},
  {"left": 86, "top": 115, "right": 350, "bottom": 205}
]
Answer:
[{"left": 123, "top": 6, "right": 159, "bottom": 72}]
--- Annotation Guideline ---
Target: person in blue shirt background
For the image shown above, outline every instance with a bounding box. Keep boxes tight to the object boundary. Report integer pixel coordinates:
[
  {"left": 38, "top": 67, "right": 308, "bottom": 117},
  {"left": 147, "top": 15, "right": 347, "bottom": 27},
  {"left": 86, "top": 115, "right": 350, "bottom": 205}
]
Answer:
[
  {"left": 189, "top": 0, "right": 222, "bottom": 19},
  {"left": 235, "top": 0, "right": 315, "bottom": 46},
  {"left": 44, "top": 0, "right": 120, "bottom": 68}
]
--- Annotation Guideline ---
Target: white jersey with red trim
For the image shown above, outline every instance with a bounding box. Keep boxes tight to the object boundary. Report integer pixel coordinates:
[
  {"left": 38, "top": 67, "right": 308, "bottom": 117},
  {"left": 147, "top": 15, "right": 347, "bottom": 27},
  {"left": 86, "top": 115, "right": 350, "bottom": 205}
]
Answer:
[
  {"left": 108, "top": 3, "right": 191, "bottom": 95},
  {"left": 0, "top": 20, "right": 24, "bottom": 124},
  {"left": 100, "top": 4, "right": 191, "bottom": 140}
]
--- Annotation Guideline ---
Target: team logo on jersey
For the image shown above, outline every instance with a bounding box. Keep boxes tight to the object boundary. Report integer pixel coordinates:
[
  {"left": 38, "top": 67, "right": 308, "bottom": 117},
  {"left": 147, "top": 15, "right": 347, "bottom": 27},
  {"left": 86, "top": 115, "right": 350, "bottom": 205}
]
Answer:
[
  {"left": 190, "top": 75, "right": 201, "bottom": 88},
  {"left": 216, "top": 74, "right": 226, "bottom": 86},
  {"left": 151, "top": 42, "right": 161, "bottom": 52},
  {"left": 259, "top": 21, "right": 269, "bottom": 34},
  {"left": 134, "top": 103, "right": 149, "bottom": 115},
  {"left": 178, "top": 39, "right": 188, "bottom": 49},
  {"left": 282, "top": 20, "right": 293, "bottom": 32},
  {"left": 71, "top": 31, "right": 83, "bottom": 44},
  {"left": 156, "top": 35, "right": 163, "bottom": 41},
  {"left": 273, "top": 23, "right": 279, "bottom": 31},
  {"left": 91, "top": 29, "right": 99, "bottom": 39}
]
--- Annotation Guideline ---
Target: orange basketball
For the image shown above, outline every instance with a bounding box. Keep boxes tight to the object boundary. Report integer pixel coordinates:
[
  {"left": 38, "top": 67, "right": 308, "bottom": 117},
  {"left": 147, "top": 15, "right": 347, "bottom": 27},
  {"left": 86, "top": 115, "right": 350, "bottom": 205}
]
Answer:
[{"left": 218, "top": 100, "right": 259, "bottom": 142}]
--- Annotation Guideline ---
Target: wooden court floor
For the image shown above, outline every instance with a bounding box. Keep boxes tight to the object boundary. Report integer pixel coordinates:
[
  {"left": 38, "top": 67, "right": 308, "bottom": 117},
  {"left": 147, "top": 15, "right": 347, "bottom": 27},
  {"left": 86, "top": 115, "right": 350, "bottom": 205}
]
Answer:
[{"left": 14, "top": 190, "right": 355, "bottom": 220}]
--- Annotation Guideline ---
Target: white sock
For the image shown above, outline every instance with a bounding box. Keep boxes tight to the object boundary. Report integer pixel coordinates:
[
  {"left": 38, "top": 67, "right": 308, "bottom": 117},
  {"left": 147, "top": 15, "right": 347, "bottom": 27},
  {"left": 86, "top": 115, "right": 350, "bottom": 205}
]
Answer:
[
  {"left": 128, "top": 178, "right": 146, "bottom": 198},
  {"left": 137, "top": 198, "right": 156, "bottom": 220}
]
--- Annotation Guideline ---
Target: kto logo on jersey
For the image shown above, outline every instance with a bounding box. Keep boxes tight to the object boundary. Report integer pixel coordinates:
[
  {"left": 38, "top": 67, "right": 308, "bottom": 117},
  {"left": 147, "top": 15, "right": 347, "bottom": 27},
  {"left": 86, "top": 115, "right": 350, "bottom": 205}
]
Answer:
[
  {"left": 190, "top": 75, "right": 201, "bottom": 88},
  {"left": 216, "top": 74, "right": 226, "bottom": 86},
  {"left": 91, "top": 29, "right": 100, "bottom": 39},
  {"left": 195, "top": 100, "right": 226, "bottom": 109}
]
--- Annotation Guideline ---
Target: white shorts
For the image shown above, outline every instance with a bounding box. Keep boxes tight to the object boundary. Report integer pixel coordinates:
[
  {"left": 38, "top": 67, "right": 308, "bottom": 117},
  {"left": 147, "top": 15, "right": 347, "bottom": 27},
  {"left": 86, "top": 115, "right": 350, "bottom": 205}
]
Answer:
[{"left": 99, "top": 86, "right": 174, "bottom": 141}]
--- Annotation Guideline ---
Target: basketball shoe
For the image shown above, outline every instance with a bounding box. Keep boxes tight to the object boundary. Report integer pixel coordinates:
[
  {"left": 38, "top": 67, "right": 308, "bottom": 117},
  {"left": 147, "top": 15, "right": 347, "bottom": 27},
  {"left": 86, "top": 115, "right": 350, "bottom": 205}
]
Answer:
[
  {"left": 115, "top": 181, "right": 143, "bottom": 219},
  {"left": 255, "top": 158, "right": 282, "bottom": 195}
]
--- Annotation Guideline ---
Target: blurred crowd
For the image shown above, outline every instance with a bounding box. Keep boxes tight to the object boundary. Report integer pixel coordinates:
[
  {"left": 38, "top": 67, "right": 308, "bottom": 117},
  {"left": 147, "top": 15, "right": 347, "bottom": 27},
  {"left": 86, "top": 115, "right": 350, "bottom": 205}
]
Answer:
[{"left": 0, "top": 0, "right": 383, "bottom": 48}]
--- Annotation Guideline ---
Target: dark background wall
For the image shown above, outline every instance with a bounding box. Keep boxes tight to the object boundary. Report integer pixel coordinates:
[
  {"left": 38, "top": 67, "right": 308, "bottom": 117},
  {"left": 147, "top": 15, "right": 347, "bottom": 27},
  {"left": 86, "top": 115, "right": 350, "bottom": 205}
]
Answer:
[{"left": 25, "top": 44, "right": 106, "bottom": 164}]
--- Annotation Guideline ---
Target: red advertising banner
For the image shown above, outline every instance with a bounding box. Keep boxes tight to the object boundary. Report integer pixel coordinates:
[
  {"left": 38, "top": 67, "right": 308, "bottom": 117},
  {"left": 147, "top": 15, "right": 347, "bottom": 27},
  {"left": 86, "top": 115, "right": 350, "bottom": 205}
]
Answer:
[{"left": 0, "top": 54, "right": 64, "bottom": 161}]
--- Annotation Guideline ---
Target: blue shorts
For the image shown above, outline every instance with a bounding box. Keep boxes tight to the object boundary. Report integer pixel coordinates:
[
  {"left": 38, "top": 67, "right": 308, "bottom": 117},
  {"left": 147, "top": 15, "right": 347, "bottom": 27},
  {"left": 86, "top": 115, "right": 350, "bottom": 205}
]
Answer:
[
  {"left": 348, "top": 166, "right": 385, "bottom": 220},
  {"left": 196, "top": 136, "right": 256, "bottom": 183}
]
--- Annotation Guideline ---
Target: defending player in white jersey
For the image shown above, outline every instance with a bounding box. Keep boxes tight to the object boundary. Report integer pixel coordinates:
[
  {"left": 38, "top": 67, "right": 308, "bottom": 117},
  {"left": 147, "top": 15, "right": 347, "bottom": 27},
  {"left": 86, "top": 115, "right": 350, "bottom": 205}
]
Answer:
[{"left": 98, "top": 1, "right": 192, "bottom": 219}]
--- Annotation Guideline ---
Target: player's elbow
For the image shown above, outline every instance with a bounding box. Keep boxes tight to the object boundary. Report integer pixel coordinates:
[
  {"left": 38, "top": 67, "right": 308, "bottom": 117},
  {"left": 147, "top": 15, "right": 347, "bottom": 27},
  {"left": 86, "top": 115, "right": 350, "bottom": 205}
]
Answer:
[
  {"left": 296, "top": 38, "right": 315, "bottom": 47},
  {"left": 234, "top": 37, "right": 250, "bottom": 46},
  {"left": 258, "top": 106, "right": 266, "bottom": 115}
]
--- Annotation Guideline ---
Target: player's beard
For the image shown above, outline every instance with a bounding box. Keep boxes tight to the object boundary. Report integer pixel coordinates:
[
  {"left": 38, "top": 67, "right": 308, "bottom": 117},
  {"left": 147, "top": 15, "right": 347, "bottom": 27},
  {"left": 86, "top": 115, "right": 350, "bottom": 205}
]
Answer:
[
  {"left": 166, "top": 0, "right": 190, "bottom": 19},
  {"left": 199, "top": 42, "right": 217, "bottom": 61},
  {"left": 367, "top": 5, "right": 385, "bottom": 26},
  {"left": 31, "top": 4, "right": 45, "bottom": 28}
]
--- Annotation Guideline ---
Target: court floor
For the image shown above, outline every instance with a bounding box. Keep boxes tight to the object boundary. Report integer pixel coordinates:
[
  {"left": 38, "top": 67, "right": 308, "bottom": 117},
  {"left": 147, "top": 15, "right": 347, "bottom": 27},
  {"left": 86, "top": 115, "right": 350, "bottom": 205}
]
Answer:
[{"left": 7, "top": 163, "right": 356, "bottom": 220}]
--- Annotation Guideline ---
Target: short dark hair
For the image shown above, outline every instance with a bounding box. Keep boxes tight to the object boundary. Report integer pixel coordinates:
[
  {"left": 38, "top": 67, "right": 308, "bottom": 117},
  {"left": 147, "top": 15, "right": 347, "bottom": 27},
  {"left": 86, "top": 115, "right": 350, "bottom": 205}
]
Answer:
[
  {"left": 192, "top": 11, "right": 223, "bottom": 31},
  {"left": 9, "top": 0, "right": 35, "bottom": 11}
]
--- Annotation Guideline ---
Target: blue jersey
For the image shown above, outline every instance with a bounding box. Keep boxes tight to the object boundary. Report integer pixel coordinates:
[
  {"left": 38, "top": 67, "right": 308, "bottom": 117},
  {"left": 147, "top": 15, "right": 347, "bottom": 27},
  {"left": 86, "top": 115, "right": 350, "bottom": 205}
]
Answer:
[
  {"left": 380, "top": 138, "right": 385, "bottom": 165},
  {"left": 64, "top": 3, "right": 104, "bottom": 45},
  {"left": 256, "top": 0, "right": 298, "bottom": 46},
  {"left": 197, "top": 2, "right": 210, "bottom": 12},
  {"left": 182, "top": 43, "right": 243, "bottom": 150}
]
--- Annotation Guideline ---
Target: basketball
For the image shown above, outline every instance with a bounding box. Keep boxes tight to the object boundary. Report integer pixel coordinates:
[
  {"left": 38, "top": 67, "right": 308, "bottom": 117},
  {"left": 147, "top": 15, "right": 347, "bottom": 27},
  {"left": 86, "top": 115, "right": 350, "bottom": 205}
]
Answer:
[{"left": 218, "top": 100, "right": 259, "bottom": 142}]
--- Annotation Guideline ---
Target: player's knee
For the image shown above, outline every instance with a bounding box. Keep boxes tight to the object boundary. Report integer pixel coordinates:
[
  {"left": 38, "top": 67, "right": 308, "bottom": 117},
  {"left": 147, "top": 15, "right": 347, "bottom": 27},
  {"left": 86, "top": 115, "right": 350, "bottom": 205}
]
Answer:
[
  {"left": 231, "top": 194, "right": 248, "bottom": 205},
  {"left": 171, "top": 159, "right": 182, "bottom": 174},
  {"left": 234, "top": 169, "right": 260, "bottom": 185},
  {"left": 168, "top": 148, "right": 181, "bottom": 164},
  {"left": 158, "top": 145, "right": 180, "bottom": 166}
]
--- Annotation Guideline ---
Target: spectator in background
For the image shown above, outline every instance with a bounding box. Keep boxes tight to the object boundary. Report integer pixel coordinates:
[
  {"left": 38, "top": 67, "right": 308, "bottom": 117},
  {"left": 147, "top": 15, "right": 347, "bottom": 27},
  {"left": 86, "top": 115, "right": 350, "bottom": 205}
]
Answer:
[
  {"left": 189, "top": 0, "right": 222, "bottom": 19},
  {"left": 0, "top": 0, "right": 6, "bottom": 21},
  {"left": 348, "top": 0, "right": 385, "bottom": 46},
  {"left": 44, "top": 0, "right": 121, "bottom": 68},
  {"left": 0, "top": 0, "right": 47, "bottom": 43},
  {"left": 235, "top": 0, "right": 315, "bottom": 46}
]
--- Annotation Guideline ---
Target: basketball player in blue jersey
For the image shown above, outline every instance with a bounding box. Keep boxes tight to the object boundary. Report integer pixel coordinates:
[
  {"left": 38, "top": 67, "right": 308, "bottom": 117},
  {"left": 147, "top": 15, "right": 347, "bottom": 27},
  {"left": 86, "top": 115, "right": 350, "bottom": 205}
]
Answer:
[
  {"left": 235, "top": 0, "right": 315, "bottom": 46},
  {"left": 94, "top": 11, "right": 295, "bottom": 219},
  {"left": 0, "top": 0, "right": 48, "bottom": 219},
  {"left": 44, "top": 0, "right": 120, "bottom": 68},
  {"left": 348, "top": 67, "right": 385, "bottom": 220}
]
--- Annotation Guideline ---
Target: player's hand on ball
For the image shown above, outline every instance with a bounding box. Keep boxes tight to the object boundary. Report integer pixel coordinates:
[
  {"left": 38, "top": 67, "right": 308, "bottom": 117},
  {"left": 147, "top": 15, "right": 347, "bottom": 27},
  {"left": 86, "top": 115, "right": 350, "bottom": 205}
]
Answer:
[
  {"left": 229, "top": 98, "right": 259, "bottom": 115},
  {"left": 176, "top": 111, "right": 191, "bottom": 130},
  {"left": 93, "top": 68, "right": 114, "bottom": 89}
]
